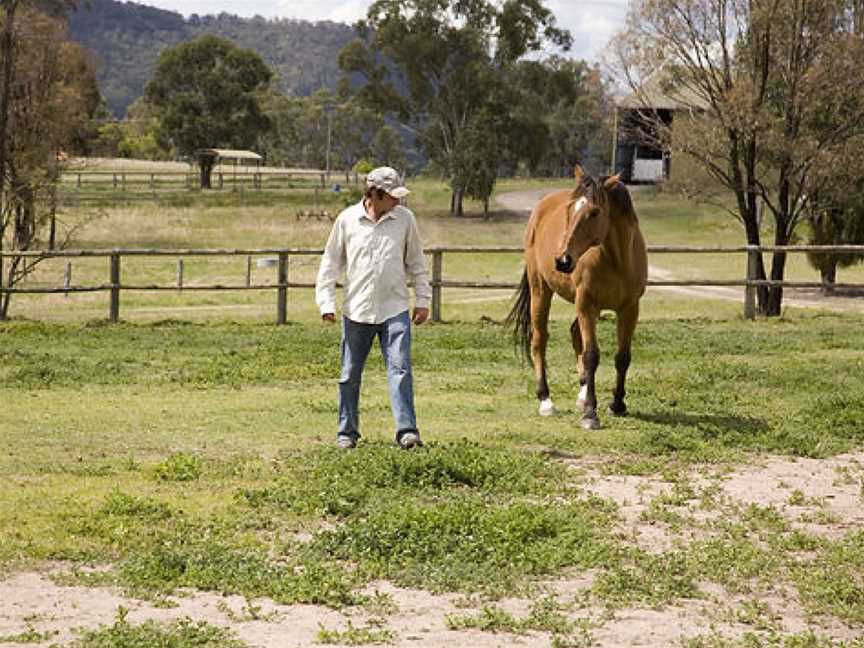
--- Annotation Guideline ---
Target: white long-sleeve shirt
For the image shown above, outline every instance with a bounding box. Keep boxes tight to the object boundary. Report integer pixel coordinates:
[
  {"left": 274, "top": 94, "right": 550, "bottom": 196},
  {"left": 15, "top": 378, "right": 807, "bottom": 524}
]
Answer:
[{"left": 315, "top": 200, "right": 432, "bottom": 324}]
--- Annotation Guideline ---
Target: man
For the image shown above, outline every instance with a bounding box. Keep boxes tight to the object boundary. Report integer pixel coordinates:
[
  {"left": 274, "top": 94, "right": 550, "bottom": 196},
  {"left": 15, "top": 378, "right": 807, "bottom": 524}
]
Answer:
[{"left": 315, "top": 166, "right": 431, "bottom": 449}]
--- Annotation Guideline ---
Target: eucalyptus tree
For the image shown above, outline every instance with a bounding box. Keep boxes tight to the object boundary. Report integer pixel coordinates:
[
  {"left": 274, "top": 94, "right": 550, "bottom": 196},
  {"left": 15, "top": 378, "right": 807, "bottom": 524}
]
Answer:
[
  {"left": 339, "top": 0, "right": 571, "bottom": 215},
  {"left": 804, "top": 4, "right": 864, "bottom": 292},
  {"left": 0, "top": 5, "right": 100, "bottom": 319},
  {"left": 509, "top": 56, "right": 611, "bottom": 177},
  {"left": 144, "top": 34, "right": 273, "bottom": 188},
  {"left": 609, "top": 0, "right": 864, "bottom": 315},
  {"left": 370, "top": 124, "right": 407, "bottom": 172}
]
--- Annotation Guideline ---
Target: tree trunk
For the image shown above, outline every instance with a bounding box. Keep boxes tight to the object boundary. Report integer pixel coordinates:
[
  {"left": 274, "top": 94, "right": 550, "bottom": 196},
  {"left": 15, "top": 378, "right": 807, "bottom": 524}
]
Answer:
[
  {"left": 820, "top": 263, "right": 837, "bottom": 295},
  {"left": 451, "top": 188, "right": 464, "bottom": 216},
  {"left": 0, "top": 254, "right": 13, "bottom": 321},
  {"left": 0, "top": 4, "right": 17, "bottom": 207},
  {"left": 766, "top": 251, "right": 787, "bottom": 316},
  {"left": 765, "top": 211, "right": 793, "bottom": 316},
  {"left": 741, "top": 204, "right": 770, "bottom": 312},
  {"left": 48, "top": 206, "right": 56, "bottom": 250},
  {"left": 199, "top": 157, "right": 214, "bottom": 189}
]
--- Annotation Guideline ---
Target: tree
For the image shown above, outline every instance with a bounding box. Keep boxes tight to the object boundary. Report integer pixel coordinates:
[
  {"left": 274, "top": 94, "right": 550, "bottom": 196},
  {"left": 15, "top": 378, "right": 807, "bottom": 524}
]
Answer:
[
  {"left": 328, "top": 97, "right": 384, "bottom": 182},
  {"left": 370, "top": 124, "right": 407, "bottom": 172},
  {"left": 805, "top": 137, "right": 864, "bottom": 292},
  {"left": 508, "top": 56, "right": 611, "bottom": 177},
  {"left": 144, "top": 34, "right": 272, "bottom": 188},
  {"left": 0, "top": 5, "right": 100, "bottom": 319},
  {"left": 609, "top": 0, "right": 864, "bottom": 315},
  {"left": 258, "top": 89, "right": 383, "bottom": 176},
  {"left": 339, "top": 0, "right": 571, "bottom": 215}
]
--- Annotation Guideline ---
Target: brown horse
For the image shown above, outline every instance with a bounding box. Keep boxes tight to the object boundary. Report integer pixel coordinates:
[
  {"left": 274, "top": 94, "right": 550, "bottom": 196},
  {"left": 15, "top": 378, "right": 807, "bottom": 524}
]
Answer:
[{"left": 505, "top": 166, "right": 648, "bottom": 430}]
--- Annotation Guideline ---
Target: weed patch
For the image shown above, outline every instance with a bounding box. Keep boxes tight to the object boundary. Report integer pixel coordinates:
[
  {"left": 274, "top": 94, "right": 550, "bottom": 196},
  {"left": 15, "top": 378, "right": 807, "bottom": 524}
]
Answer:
[
  {"left": 67, "top": 606, "right": 245, "bottom": 647},
  {"left": 314, "top": 496, "right": 616, "bottom": 594},
  {"left": 242, "top": 440, "right": 568, "bottom": 516}
]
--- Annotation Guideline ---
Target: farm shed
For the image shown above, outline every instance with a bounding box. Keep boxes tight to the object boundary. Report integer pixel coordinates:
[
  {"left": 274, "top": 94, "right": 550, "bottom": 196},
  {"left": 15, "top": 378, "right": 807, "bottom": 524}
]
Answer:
[
  {"left": 195, "top": 148, "right": 263, "bottom": 189},
  {"left": 612, "top": 79, "right": 703, "bottom": 184}
]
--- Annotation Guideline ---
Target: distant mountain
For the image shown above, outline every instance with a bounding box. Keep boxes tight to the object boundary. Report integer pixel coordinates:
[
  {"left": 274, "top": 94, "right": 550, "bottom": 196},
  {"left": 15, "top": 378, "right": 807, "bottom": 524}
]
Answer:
[{"left": 67, "top": 0, "right": 358, "bottom": 116}]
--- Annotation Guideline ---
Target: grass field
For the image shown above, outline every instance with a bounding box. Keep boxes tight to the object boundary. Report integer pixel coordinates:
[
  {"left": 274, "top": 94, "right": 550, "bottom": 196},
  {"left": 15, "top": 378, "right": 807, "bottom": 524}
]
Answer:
[
  {"left": 8, "top": 174, "right": 864, "bottom": 325},
  {"left": 1, "top": 172, "right": 863, "bottom": 647}
]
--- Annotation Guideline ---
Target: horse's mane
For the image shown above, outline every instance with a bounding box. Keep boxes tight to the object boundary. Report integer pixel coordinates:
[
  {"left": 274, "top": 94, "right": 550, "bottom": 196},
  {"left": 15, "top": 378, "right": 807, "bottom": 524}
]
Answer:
[
  {"left": 567, "top": 174, "right": 637, "bottom": 222},
  {"left": 603, "top": 178, "right": 637, "bottom": 221}
]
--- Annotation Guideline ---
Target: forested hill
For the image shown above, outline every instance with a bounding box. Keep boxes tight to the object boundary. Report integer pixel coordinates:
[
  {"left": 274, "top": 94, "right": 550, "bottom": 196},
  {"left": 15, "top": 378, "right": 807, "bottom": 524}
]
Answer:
[{"left": 67, "top": 0, "right": 357, "bottom": 116}]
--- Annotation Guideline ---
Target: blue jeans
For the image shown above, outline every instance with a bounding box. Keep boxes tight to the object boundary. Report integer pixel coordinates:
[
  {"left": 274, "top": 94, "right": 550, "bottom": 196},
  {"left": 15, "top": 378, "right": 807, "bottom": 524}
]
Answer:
[{"left": 338, "top": 311, "right": 417, "bottom": 440}]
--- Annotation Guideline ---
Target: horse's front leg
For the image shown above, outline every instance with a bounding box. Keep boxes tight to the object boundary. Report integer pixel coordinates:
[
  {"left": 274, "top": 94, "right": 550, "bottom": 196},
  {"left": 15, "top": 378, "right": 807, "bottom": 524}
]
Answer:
[
  {"left": 571, "top": 318, "right": 588, "bottom": 409},
  {"left": 609, "top": 303, "right": 639, "bottom": 417},
  {"left": 576, "top": 307, "right": 600, "bottom": 430},
  {"left": 530, "top": 283, "right": 555, "bottom": 416}
]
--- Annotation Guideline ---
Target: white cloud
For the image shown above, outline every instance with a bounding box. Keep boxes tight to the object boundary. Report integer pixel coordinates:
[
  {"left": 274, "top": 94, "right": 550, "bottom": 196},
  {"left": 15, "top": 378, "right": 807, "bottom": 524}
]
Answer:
[
  {"left": 129, "top": 0, "right": 631, "bottom": 61},
  {"left": 276, "top": 0, "right": 368, "bottom": 23}
]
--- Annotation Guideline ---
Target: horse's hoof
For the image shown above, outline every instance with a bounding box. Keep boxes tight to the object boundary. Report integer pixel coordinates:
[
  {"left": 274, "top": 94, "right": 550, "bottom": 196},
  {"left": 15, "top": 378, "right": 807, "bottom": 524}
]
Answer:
[
  {"left": 607, "top": 403, "right": 627, "bottom": 417},
  {"left": 581, "top": 416, "right": 601, "bottom": 431},
  {"left": 539, "top": 399, "right": 557, "bottom": 417}
]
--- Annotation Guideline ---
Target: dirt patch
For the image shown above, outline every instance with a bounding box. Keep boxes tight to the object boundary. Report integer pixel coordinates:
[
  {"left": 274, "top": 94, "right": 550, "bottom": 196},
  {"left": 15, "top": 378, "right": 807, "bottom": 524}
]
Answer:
[{"left": 2, "top": 454, "right": 862, "bottom": 646}]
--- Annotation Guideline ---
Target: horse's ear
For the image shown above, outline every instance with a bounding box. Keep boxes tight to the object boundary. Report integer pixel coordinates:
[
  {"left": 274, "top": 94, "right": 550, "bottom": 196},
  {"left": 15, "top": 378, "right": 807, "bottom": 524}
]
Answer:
[
  {"left": 574, "top": 165, "right": 585, "bottom": 184},
  {"left": 603, "top": 174, "right": 621, "bottom": 189}
]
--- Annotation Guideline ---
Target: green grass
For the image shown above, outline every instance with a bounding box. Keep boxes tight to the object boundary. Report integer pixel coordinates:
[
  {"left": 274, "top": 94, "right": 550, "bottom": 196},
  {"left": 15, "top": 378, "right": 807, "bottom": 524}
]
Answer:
[
  {"left": 1, "top": 313, "right": 864, "bottom": 619},
  {"left": 2, "top": 174, "right": 864, "bottom": 639}
]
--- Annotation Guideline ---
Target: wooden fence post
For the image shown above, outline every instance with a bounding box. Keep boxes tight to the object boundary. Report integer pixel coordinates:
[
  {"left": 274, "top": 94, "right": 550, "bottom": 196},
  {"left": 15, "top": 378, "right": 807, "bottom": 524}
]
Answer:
[
  {"left": 277, "top": 252, "right": 288, "bottom": 325},
  {"left": 177, "top": 259, "right": 184, "bottom": 291},
  {"left": 246, "top": 255, "right": 252, "bottom": 288},
  {"left": 431, "top": 250, "right": 443, "bottom": 322},
  {"left": 744, "top": 245, "right": 758, "bottom": 320},
  {"left": 64, "top": 262, "right": 72, "bottom": 297},
  {"left": 109, "top": 253, "right": 121, "bottom": 323}
]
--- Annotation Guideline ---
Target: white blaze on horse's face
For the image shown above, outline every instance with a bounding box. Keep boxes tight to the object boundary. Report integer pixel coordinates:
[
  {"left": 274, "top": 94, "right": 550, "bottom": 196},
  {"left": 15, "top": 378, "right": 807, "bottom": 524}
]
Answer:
[{"left": 555, "top": 185, "right": 609, "bottom": 274}]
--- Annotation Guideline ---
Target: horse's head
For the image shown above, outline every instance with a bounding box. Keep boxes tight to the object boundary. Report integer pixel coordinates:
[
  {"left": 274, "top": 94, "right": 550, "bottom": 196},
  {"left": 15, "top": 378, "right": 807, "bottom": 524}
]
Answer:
[{"left": 554, "top": 168, "right": 621, "bottom": 274}]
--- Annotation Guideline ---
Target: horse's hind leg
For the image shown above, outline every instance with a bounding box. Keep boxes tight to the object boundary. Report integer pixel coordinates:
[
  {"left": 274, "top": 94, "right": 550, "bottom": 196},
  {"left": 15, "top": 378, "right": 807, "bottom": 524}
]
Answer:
[
  {"left": 570, "top": 318, "right": 588, "bottom": 407},
  {"left": 609, "top": 303, "right": 639, "bottom": 417},
  {"left": 530, "top": 281, "right": 555, "bottom": 416}
]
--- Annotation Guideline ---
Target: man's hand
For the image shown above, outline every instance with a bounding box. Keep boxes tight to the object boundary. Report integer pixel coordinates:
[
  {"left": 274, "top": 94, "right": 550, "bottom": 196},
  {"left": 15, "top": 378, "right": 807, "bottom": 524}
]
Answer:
[
  {"left": 322, "top": 313, "right": 336, "bottom": 323},
  {"left": 412, "top": 307, "right": 429, "bottom": 325}
]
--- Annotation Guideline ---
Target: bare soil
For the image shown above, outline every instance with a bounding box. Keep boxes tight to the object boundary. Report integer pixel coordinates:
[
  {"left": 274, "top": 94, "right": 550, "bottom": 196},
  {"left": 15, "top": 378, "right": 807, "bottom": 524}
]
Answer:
[{"left": 2, "top": 452, "right": 862, "bottom": 647}]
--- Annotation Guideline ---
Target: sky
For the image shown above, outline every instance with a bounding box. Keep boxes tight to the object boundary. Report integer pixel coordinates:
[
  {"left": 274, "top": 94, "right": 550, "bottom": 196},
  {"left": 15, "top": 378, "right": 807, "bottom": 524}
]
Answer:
[{"left": 129, "top": 0, "right": 631, "bottom": 63}]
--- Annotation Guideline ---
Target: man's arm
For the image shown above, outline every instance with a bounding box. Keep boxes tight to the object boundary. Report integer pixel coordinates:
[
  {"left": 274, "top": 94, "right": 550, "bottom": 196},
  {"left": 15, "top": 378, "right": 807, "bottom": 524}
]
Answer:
[
  {"left": 404, "top": 213, "right": 431, "bottom": 325},
  {"left": 315, "top": 218, "right": 344, "bottom": 323}
]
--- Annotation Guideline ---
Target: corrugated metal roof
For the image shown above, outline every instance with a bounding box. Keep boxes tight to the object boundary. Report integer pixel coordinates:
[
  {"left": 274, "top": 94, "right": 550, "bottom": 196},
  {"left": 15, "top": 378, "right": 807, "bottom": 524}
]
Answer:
[{"left": 197, "top": 149, "right": 263, "bottom": 161}]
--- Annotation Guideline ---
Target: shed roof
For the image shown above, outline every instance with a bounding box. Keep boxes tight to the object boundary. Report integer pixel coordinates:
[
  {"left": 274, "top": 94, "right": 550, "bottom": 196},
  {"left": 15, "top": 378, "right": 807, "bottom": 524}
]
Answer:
[
  {"left": 197, "top": 149, "right": 263, "bottom": 161},
  {"left": 616, "top": 70, "right": 707, "bottom": 111}
]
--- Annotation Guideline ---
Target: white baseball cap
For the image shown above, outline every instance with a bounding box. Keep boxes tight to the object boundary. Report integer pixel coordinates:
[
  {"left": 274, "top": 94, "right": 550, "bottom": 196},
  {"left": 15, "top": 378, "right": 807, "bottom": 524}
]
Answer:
[{"left": 366, "top": 166, "right": 410, "bottom": 198}]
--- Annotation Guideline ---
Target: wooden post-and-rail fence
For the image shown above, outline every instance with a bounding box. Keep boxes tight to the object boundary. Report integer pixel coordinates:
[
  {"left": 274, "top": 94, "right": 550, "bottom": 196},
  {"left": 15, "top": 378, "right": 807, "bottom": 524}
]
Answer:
[{"left": 2, "top": 245, "right": 864, "bottom": 323}]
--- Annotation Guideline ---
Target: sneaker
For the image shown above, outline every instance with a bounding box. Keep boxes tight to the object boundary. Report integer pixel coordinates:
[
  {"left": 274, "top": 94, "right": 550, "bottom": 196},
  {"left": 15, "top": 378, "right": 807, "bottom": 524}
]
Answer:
[
  {"left": 336, "top": 434, "right": 357, "bottom": 449},
  {"left": 397, "top": 431, "right": 422, "bottom": 449}
]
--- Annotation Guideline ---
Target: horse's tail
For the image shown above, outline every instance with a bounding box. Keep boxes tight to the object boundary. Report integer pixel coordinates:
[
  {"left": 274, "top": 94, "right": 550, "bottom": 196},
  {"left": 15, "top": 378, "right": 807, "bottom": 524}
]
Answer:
[{"left": 504, "top": 269, "right": 532, "bottom": 363}]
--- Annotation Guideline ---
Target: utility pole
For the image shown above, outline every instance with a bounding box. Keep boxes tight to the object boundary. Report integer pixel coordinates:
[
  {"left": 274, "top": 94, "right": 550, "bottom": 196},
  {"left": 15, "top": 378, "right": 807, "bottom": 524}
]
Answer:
[{"left": 325, "top": 109, "right": 331, "bottom": 180}]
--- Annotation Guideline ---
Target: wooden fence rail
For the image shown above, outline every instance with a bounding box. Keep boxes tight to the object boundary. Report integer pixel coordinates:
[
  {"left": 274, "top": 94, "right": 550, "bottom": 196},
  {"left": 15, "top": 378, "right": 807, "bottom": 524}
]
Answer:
[{"left": 2, "top": 245, "right": 863, "bottom": 323}]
